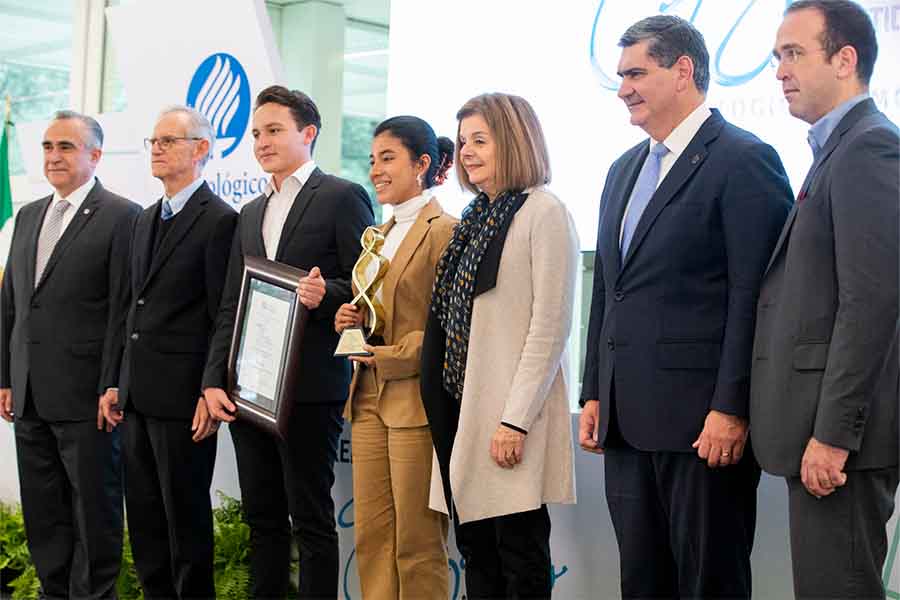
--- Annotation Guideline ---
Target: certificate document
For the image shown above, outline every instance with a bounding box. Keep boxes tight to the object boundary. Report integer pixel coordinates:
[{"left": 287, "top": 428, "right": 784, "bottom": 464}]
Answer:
[{"left": 235, "top": 279, "right": 295, "bottom": 412}]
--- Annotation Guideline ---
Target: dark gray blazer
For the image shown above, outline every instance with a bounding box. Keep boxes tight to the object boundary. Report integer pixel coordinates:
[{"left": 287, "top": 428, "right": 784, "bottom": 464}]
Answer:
[
  {"left": 0, "top": 180, "right": 140, "bottom": 421},
  {"left": 750, "top": 99, "right": 899, "bottom": 476}
]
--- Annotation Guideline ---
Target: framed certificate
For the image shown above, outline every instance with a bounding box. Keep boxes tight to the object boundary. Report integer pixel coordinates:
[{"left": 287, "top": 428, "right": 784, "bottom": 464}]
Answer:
[{"left": 227, "top": 256, "right": 308, "bottom": 438}]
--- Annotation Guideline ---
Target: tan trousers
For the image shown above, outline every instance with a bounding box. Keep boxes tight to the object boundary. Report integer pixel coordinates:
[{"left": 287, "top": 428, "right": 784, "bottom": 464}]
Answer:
[{"left": 351, "top": 368, "right": 449, "bottom": 599}]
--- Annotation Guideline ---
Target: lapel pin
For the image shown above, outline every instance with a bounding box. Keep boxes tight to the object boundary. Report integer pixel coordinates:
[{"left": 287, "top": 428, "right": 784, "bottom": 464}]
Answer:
[
  {"left": 83, "top": 208, "right": 91, "bottom": 215},
  {"left": 691, "top": 154, "right": 701, "bottom": 165}
]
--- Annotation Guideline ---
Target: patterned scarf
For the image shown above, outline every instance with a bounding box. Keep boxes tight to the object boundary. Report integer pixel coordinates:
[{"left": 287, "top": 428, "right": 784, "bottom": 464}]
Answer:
[{"left": 431, "top": 190, "right": 525, "bottom": 402}]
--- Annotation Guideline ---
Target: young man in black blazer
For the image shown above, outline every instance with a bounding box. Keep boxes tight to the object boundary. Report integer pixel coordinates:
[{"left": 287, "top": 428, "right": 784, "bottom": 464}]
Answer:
[
  {"left": 0, "top": 111, "right": 140, "bottom": 599},
  {"left": 203, "top": 86, "right": 374, "bottom": 599},
  {"left": 100, "top": 106, "right": 237, "bottom": 599}
]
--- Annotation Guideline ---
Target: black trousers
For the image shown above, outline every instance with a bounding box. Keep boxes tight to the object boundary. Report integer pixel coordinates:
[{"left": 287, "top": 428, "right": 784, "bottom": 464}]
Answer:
[
  {"left": 604, "top": 442, "right": 760, "bottom": 599},
  {"left": 787, "top": 466, "right": 899, "bottom": 600},
  {"left": 121, "top": 410, "right": 217, "bottom": 600},
  {"left": 454, "top": 505, "right": 552, "bottom": 599},
  {"left": 230, "top": 403, "right": 344, "bottom": 600},
  {"left": 14, "top": 397, "right": 123, "bottom": 600}
]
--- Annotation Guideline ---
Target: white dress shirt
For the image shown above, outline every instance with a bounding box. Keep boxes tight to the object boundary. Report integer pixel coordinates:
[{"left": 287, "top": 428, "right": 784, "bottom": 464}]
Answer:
[
  {"left": 45, "top": 176, "right": 96, "bottom": 236},
  {"left": 619, "top": 102, "right": 712, "bottom": 243},
  {"left": 262, "top": 161, "right": 317, "bottom": 259}
]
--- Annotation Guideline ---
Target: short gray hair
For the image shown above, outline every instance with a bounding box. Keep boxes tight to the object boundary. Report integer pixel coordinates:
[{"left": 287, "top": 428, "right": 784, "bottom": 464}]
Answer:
[
  {"left": 619, "top": 15, "right": 711, "bottom": 93},
  {"left": 157, "top": 105, "right": 216, "bottom": 166},
  {"left": 52, "top": 110, "right": 104, "bottom": 149}
]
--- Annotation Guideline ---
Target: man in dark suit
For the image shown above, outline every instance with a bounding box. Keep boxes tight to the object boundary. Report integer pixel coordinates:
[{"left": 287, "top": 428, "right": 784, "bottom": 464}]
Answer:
[
  {"left": 752, "top": 2, "right": 899, "bottom": 597},
  {"left": 0, "top": 111, "right": 140, "bottom": 599},
  {"left": 99, "top": 106, "right": 237, "bottom": 599},
  {"left": 577, "top": 16, "right": 792, "bottom": 599},
  {"left": 203, "top": 85, "right": 374, "bottom": 599}
]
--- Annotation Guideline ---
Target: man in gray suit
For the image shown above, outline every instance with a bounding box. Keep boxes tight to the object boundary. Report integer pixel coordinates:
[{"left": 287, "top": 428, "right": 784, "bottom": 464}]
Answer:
[
  {"left": 0, "top": 111, "right": 139, "bottom": 599},
  {"left": 751, "top": 1, "right": 898, "bottom": 598}
]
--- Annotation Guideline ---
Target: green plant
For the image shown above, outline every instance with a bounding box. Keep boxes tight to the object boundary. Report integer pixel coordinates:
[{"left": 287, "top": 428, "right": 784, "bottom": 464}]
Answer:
[
  {"left": 213, "top": 491, "right": 251, "bottom": 600},
  {"left": 8, "top": 564, "right": 39, "bottom": 600},
  {"left": 116, "top": 529, "right": 143, "bottom": 600},
  {"left": 0, "top": 492, "right": 269, "bottom": 600},
  {"left": 0, "top": 502, "right": 38, "bottom": 599}
]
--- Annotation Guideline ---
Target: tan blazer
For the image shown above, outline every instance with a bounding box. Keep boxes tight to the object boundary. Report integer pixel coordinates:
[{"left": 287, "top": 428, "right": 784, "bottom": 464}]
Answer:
[{"left": 344, "top": 198, "right": 457, "bottom": 427}]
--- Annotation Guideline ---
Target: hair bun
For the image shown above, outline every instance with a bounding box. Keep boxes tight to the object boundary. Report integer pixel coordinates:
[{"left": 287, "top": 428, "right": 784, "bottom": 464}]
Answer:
[{"left": 433, "top": 136, "right": 455, "bottom": 186}]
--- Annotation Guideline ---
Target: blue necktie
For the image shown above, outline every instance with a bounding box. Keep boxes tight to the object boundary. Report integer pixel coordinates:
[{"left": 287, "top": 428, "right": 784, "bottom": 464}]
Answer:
[
  {"left": 161, "top": 199, "right": 174, "bottom": 220},
  {"left": 807, "top": 131, "right": 821, "bottom": 158},
  {"left": 620, "top": 142, "right": 669, "bottom": 257}
]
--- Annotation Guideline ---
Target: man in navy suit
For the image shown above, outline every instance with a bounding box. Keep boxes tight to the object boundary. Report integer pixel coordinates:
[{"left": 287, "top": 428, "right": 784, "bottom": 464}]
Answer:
[{"left": 578, "top": 16, "right": 792, "bottom": 598}]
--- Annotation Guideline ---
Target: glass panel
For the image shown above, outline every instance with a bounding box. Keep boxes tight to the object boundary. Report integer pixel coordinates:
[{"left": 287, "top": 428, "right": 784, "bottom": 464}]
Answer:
[
  {"left": 341, "top": 17, "right": 389, "bottom": 221},
  {"left": 100, "top": 0, "right": 137, "bottom": 112},
  {"left": 0, "top": 0, "right": 75, "bottom": 174}
]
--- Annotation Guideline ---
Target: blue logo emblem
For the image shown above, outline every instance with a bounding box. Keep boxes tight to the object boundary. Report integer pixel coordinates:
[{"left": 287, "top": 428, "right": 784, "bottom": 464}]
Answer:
[{"left": 186, "top": 53, "right": 251, "bottom": 159}]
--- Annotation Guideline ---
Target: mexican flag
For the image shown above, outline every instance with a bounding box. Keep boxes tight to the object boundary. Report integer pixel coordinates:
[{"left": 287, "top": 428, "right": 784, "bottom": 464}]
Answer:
[{"left": 0, "top": 119, "right": 12, "bottom": 231}]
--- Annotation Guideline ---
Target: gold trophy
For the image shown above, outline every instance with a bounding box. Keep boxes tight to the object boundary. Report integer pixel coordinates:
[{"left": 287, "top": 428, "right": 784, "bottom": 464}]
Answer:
[{"left": 334, "top": 226, "right": 390, "bottom": 357}]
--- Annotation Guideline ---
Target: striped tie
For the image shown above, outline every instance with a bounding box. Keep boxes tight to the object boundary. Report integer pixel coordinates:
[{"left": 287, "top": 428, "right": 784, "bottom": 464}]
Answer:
[{"left": 34, "top": 199, "right": 71, "bottom": 287}]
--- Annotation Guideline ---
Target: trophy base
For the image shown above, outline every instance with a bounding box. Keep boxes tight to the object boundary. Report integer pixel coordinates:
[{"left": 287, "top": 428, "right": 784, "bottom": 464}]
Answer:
[{"left": 334, "top": 326, "right": 374, "bottom": 357}]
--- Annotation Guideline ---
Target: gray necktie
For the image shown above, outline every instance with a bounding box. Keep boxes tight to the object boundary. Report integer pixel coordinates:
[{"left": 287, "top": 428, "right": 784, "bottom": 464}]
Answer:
[{"left": 34, "top": 199, "right": 71, "bottom": 287}]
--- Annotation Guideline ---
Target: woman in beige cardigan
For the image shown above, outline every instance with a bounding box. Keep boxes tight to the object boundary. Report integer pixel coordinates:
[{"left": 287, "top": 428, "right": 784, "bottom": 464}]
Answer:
[
  {"left": 335, "top": 116, "right": 457, "bottom": 599},
  {"left": 421, "top": 93, "right": 578, "bottom": 599}
]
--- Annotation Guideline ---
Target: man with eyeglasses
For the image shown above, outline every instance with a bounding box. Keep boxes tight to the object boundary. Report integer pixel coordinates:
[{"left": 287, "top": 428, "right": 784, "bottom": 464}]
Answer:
[
  {"left": 0, "top": 110, "right": 140, "bottom": 599},
  {"left": 751, "top": 1, "right": 899, "bottom": 598},
  {"left": 98, "top": 105, "right": 236, "bottom": 599}
]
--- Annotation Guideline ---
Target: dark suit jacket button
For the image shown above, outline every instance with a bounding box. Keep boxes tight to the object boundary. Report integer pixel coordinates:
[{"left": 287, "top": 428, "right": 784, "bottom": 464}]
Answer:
[
  {"left": 607, "top": 337, "right": 615, "bottom": 350},
  {"left": 131, "top": 332, "right": 139, "bottom": 341},
  {"left": 137, "top": 298, "right": 145, "bottom": 306},
  {"left": 614, "top": 291, "right": 625, "bottom": 302}
]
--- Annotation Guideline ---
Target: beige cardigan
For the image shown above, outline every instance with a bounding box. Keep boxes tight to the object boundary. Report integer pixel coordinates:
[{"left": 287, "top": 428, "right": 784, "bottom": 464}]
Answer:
[{"left": 429, "top": 187, "right": 578, "bottom": 523}]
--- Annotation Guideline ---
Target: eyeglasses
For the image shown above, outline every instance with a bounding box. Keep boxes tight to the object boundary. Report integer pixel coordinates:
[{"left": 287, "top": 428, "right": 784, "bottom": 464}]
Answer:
[
  {"left": 770, "top": 46, "right": 827, "bottom": 69},
  {"left": 143, "top": 136, "right": 202, "bottom": 151}
]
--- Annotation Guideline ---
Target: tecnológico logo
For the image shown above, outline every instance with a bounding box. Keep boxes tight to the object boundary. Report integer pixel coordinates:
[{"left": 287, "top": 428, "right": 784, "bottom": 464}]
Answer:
[{"left": 186, "top": 52, "right": 251, "bottom": 159}]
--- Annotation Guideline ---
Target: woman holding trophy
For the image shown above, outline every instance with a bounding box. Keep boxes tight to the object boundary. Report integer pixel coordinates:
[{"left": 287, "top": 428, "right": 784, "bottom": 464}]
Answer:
[
  {"left": 334, "top": 115, "right": 456, "bottom": 599},
  {"left": 421, "top": 92, "right": 578, "bottom": 598}
]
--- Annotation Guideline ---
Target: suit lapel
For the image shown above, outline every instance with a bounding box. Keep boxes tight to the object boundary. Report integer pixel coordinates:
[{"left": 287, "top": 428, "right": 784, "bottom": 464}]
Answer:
[
  {"left": 380, "top": 199, "right": 441, "bottom": 343},
  {"left": 141, "top": 183, "right": 210, "bottom": 291},
  {"left": 275, "top": 167, "right": 322, "bottom": 260},
  {"left": 248, "top": 194, "right": 268, "bottom": 256},
  {"left": 604, "top": 145, "right": 648, "bottom": 274},
  {"left": 34, "top": 182, "right": 103, "bottom": 292},
  {"left": 133, "top": 204, "right": 157, "bottom": 287},
  {"left": 619, "top": 112, "right": 722, "bottom": 276},
  {"left": 764, "top": 99, "right": 878, "bottom": 275},
  {"left": 24, "top": 196, "right": 52, "bottom": 293}
]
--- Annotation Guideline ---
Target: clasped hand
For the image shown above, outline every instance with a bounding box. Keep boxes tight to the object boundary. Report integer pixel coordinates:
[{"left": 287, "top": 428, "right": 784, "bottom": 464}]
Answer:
[{"left": 490, "top": 425, "right": 525, "bottom": 469}]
